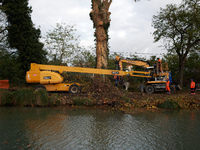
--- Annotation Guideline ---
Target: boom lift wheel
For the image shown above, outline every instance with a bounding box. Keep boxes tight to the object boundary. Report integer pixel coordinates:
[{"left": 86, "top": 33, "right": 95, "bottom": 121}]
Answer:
[
  {"left": 35, "top": 85, "right": 46, "bottom": 92},
  {"left": 145, "top": 85, "right": 155, "bottom": 94},
  {"left": 69, "top": 84, "right": 80, "bottom": 94}
]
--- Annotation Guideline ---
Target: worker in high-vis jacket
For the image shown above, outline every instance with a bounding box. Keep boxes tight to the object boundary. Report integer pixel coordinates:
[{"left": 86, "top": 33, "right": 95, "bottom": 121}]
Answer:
[
  {"left": 157, "top": 58, "right": 162, "bottom": 74},
  {"left": 166, "top": 78, "right": 170, "bottom": 95},
  {"left": 190, "top": 79, "right": 195, "bottom": 95}
]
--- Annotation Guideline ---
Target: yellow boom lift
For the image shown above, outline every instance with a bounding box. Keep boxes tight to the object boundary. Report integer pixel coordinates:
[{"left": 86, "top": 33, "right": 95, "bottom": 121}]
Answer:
[{"left": 26, "top": 63, "right": 151, "bottom": 94}]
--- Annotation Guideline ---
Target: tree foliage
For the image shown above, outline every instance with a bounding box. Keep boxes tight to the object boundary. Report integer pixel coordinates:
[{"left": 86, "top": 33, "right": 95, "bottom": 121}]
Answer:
[
  {"left": 44, "top": 23, "right": 80, "bottom": 65},
  {"left": 0, "top": 4, "right": 21, "bottom": 83},
  {"left": 152, "top": 0, "right": 200, "bottom": 87},
  {"left": 163, "top": 51, "right": 200, "bottom": 86},
  {"left": 2, "top": 0, "right": 47, "bottom": 79}
]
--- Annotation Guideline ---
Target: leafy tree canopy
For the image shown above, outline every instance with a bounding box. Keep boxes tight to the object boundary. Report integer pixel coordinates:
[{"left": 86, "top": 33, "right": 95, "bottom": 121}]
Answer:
[
  {"left": 44, "top": 23, "right": 80, "bottom": 65},
  {"left": 152, "top": 0, "right": 200, "bottom": 87},
  {"left": 2, "top": 0, "right": 47, "bottom": 76}
]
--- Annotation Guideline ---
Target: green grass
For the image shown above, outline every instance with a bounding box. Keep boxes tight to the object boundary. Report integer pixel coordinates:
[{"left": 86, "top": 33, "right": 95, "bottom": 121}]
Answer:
[{"left": 13, "top": 89, "right": 35, "bottom": 106}]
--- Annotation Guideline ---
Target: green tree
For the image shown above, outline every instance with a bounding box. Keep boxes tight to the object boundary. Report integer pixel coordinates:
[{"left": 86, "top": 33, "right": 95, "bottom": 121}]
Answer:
[
  {"left": 2, "top": 0, "right": 47, "bottom": 80},
  {"left": 185, "top": 51, "right": 200, "bottom": 84},
  {"left": 44, "top": 23, "right": 80, "bottom": 65},
  {"left": 163, "top": 51, "right": 200, "bottom": 86},
  {"left": 0, "top": 5, "right": 21, "bottom": 83},
  {"left": 152, "top": 0, "right": 200, "bottom": 87}
]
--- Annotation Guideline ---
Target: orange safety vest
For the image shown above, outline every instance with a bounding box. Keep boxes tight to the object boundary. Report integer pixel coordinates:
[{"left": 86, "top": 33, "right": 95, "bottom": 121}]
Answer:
[
  {"left": 190, "top": 81, "right": 195, "bottom": 88},
  {"left": 166, "top": 81, "right": 170, "bottom": 87},
  {"left": 166, "top": 81, "right": 170, "bottom": 91},
  {"left": 158, "top": 59, "right": 162, "bottom": 72},
  {"left": 158, "top": 59, "right": 161, "bottom": 64}
]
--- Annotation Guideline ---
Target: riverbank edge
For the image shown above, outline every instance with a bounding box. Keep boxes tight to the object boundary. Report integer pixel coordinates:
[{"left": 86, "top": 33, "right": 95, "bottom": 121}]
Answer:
[{"left": 0, "top": 89, "right": 200, "bottom": 111}]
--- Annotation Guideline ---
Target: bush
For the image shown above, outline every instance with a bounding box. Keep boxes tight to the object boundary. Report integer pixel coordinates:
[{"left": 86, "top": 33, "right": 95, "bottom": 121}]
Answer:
[
  {"left": 158, "top": 99, "right": 180, "bottom": 109},
  {"left": 0, "top": 90, "right": 13, "bottom": 106}
]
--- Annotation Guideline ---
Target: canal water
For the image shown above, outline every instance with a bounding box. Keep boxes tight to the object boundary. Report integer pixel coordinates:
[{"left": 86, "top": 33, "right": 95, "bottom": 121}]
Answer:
[{"left": 0, "top": 107, "right": 200, "bottom": 150}]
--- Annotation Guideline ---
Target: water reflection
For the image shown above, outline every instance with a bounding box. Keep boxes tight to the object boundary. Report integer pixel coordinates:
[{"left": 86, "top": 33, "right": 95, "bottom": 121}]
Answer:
[{"left": 0, "top": 108, "right": 200, "bottom": 149}]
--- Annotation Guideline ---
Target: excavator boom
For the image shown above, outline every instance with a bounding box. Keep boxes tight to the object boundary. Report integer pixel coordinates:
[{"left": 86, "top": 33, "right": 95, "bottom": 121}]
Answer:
[
  {"left": 115, "top": 55, "right": 151, "bottom": 71},
  {"left": 120, "top": 59, "right": 150, "bottom": 69}
]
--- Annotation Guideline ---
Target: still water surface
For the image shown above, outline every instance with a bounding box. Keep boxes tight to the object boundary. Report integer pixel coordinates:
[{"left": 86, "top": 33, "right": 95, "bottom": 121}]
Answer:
[{"left": 0, "top": 107, "right": 200, "bottom": 150}]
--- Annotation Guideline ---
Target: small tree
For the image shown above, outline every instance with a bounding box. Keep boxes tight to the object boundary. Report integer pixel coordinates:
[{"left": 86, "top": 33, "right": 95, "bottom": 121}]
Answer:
[
  {"left": 152, "top": 0, "right": 200, "bottom": 87},
  {"left": 44, "top": 23, "right": 80, "bottom": 65}
]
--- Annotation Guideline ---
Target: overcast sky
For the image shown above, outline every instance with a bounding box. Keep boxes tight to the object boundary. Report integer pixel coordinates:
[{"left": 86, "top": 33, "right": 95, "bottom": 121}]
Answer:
[{"left": 29, "top": 0, "right": 182, "bottom": 58}]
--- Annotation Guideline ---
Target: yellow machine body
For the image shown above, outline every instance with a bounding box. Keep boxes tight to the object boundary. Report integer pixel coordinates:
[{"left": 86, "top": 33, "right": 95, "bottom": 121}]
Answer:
[
  {"left": 26, "top": 71, "right": 63, "bottom": 84},
  {"left": 26, "top": 71, "right": 40, "bottom": 83},
  {"left": 43, "top": 83, "right": 80, "bottom": 91}
]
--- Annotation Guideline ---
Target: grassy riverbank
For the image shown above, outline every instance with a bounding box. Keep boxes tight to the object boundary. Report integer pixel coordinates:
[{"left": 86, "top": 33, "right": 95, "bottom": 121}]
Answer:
[{"left": 0, "top": 88, "right": 200, "bottom": 110}]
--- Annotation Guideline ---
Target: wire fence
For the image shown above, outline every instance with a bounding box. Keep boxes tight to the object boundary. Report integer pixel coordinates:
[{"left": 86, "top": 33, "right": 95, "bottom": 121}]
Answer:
[{"left": 109, "top": 51, "right": 166, "bottom": 59}]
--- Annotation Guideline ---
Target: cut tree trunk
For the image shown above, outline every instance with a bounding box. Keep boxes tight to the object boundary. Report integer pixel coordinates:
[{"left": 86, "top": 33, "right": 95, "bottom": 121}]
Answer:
[
  {"left": 90, "top": 0, "right": 112, "bottom": 69},
  {"left": 96, "top": 26, "right": 108, "bottom": 69}
]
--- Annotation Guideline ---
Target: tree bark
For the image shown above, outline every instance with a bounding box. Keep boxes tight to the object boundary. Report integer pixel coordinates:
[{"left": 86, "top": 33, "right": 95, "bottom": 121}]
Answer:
[
  {"left": 96, "top": 26, "right": 108, "bottom": 69},
  {"left": 90, "top": 0, "right": 112, "bottom": 69},
  {"left": 178, "top": 55, "right": 186, "bottom": 88}
]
